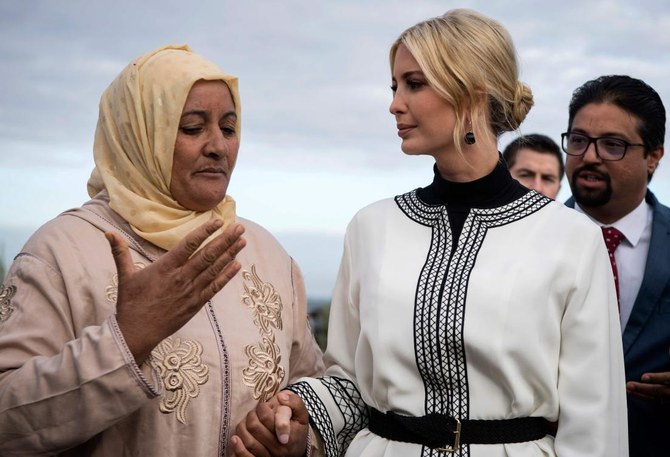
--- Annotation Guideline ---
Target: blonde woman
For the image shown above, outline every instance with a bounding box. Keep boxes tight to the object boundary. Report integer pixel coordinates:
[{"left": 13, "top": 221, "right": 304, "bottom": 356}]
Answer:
[{"left": 234, "top": 9, "right": 627, "bottom": 457}]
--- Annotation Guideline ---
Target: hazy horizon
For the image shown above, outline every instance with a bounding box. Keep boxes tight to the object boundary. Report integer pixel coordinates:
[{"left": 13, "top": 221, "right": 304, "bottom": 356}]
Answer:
[{"left": 0, "top": 224, "right": 344, "bottom": 302}]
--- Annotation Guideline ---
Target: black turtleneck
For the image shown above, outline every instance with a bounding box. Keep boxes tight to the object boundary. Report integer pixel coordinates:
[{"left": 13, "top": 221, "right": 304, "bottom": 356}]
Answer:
[{"left": 416, "top": 157, "right": 530, "bottom": 250}]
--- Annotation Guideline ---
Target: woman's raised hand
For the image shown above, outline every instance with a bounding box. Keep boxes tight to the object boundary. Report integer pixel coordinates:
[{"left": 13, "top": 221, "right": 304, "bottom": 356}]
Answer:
[{"left": 109, "top": 219, "right": 246, "bottom": 363}]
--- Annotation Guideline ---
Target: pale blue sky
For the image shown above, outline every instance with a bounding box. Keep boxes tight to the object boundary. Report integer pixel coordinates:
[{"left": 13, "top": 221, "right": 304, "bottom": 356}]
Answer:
[{"left": 1, "top": 0, "right": 669, "bottom": 297}]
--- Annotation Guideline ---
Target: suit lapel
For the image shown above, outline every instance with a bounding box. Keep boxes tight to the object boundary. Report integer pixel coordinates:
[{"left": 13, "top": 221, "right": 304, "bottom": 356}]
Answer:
[
  {"left": 622, "top": 191, "right": 670, "bottom": 353},
  {"left": 566, "top": 192, "right": 670, "bottom": 354}
]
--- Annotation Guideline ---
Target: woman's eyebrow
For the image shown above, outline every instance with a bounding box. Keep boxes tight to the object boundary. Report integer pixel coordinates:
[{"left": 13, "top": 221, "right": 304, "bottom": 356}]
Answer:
[{"left": 180, "top": 110, "right": 237, "bottom": 119}]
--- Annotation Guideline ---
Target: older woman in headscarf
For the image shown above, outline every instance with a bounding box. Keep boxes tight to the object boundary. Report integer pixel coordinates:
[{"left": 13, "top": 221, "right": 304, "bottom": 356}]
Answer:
[{"left": 0, "top": 44, "right": 324, "bottom": 457}]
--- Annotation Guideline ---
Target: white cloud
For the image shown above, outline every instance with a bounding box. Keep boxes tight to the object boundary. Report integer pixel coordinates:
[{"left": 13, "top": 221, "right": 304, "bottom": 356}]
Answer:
[{"left": 2, "top": 0, "right": 670, "bottom": 285}]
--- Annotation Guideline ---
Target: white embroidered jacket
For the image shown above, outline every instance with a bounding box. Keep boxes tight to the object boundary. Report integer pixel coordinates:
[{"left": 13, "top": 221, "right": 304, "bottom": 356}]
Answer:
[{"left": 292, "top": 191, "right": 628, "bottom": 457}]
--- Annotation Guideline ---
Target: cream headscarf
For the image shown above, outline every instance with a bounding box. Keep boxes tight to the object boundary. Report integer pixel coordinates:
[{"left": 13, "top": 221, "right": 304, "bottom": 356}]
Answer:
[{"left": 87, "top": 44, "right": 239, "bottom": 250}]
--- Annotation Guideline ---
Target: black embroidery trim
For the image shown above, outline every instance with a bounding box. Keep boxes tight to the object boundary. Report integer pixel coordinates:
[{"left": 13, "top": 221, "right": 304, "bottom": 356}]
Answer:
[
  {"left": 288, "top": 381, "right": 338, "bottom": 457},
  {"left": 207, "top": 301, "right": 232, "bottom": 457},
  {"left": 395, "top": 190, "right": 551, "bottom": 457},
  {"left": 322, "top": 377, "right": 369, "bottom": 453},
  {"left": 288, "top": 376, "right": 368, "bottom": 457}
]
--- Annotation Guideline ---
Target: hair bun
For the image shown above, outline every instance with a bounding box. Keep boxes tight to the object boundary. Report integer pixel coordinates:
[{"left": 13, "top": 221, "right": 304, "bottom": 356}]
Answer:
[{"left": 512, "top": 81, "right": 534, "bottom": 128}]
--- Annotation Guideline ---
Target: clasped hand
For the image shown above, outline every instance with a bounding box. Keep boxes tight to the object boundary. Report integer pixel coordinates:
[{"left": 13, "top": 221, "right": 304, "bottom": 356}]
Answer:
[{"left": 231, "top": 391, "right": 310, "bottom": 457}]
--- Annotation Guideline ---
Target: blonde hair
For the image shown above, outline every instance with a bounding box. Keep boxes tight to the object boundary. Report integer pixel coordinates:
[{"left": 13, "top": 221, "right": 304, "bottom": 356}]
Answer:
[{"left": 390, "top": 9, "right": 533, "bottom": 157}]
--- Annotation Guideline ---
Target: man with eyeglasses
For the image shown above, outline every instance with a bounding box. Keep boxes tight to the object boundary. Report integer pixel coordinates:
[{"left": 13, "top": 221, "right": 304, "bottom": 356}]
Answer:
[{"left": 564, "top": 74, "right": 668, "bottom": 457}]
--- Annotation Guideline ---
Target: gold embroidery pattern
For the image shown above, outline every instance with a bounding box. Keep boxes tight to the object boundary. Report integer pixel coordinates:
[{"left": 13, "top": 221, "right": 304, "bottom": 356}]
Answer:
[
  {"left": 151, "top": 337, "right": 209, "bottom": 424},
  {"left": 241, "top": 265, "right": 283, "bottom": 333},
  {"left": 242, "top": 335, "right": 286, "bottom": 402},
  {"left": 105, "top": 263, "right": 146, "bottom": 303},
  {"left": 0, "top": 284, "right": 17, "bottom": 323},
  {"left": 241, "top": 265, "right": 286, "bottom": 400}
]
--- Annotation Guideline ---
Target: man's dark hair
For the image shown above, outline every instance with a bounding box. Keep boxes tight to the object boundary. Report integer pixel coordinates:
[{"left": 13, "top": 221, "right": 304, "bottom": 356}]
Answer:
[
  {"left": 502, "top": 133, "right": 564, "bottom": 180},
  {"left": 568, "top": 75, "right": 666, "bottom": 156}
]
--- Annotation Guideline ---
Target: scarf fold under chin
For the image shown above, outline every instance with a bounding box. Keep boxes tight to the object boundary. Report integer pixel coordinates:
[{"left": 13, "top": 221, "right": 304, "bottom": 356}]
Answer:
[{"left": 124, "top": 192, "right": 237, "bottom": 252}]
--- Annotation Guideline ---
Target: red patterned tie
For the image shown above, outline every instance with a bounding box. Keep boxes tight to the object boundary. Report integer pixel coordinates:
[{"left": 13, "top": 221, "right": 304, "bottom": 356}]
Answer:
[{"left": 601, "top": 226, "right": 624, "bottom": 305}]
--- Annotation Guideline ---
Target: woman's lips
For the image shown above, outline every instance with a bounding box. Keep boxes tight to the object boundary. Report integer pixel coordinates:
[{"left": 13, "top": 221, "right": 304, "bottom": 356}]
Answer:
[
  {"left": 396, "top": 123, "right": 415, "bottom": 138},
  {"left": 195, "top": 168, "right": 226, "bottom": 177}
]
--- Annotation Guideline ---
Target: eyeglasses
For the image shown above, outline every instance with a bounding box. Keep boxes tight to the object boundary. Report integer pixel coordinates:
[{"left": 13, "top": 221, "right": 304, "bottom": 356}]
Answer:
[{"left": 561, "top": 132, "right": 646, "bottom": 161}]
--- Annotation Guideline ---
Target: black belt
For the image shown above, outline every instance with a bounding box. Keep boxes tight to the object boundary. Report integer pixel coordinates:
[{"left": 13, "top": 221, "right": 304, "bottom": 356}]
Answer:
[{"left": 368, "top": 407, "right": 552, "bottom": 452}]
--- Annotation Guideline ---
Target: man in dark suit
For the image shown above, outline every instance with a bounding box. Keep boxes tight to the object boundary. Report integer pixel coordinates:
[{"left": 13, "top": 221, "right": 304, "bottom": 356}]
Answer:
[{"left": 563, "top": 75, "right": 668, "bottom": 457}]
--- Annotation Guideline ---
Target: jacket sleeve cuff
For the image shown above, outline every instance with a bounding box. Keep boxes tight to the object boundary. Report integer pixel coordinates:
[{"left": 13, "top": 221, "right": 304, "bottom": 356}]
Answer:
[
  {"left": 109, "top": 314, "right": 163, "bottom": 397},
  {"left": 306, "top": 425, "right": 325, "bottom": 457}
]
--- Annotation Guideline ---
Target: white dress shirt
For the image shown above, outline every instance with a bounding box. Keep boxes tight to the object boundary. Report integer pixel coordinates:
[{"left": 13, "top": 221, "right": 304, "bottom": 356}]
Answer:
[{"left": 575, "top": 199, "right": 653, "bottom": 330}]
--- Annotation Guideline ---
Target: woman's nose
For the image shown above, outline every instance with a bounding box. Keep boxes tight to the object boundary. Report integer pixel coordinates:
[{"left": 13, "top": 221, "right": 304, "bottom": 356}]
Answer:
[
  {"left": 389, "top": 93, "right": 405, "bottom": 116},
  {"left": 205, "top": 128, "right": 227, "bottom": 158}
]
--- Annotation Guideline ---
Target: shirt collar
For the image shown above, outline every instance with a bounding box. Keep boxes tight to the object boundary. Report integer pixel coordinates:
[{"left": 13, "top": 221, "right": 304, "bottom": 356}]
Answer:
[
  {"left": 574, "top": 199, "right": 651, "bottom": 247},
  {"left": 418, "top": 156, "right": 529, "bottom": 208}
]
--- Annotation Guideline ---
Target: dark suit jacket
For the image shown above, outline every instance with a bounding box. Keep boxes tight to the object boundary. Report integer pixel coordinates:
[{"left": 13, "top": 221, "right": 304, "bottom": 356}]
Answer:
[{"left": 567, "top": 190, "right": 670, "bottom": 457}]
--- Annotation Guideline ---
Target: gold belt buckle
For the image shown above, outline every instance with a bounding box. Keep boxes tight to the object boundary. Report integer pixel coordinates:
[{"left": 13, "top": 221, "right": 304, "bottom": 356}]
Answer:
[{"left": 437, "top": 417, "right": 461, "bottom": 453}]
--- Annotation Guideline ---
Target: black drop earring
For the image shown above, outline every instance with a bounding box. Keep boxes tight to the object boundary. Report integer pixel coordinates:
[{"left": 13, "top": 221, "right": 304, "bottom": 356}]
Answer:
[{"left": 464, "top": 131, "right": 476, "bottom": 145}]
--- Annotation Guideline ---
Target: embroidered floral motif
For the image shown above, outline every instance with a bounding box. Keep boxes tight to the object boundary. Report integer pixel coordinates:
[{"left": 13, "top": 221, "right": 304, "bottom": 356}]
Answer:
[
  {"left": 240, "top": 264, "right": 287, "bottom": 402},
  {"left": 242, "top": 334, "right": 286, "bottom": 402},
  {"left": 151, "top": 337, "right": 209, "bottom": 424},
  {"left": 105, "top": 263, "right": 146, "bottom": 303},
  {"left": 0, "top": 284, "right": 17, "bottom": 323},
  {"left": 241, "top": 265, "right": 283, "bottom": 333}
]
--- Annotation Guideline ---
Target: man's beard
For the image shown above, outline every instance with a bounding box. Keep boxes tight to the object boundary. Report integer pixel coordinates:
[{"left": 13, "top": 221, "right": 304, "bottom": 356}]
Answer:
[{"left": 570, "top": 166, "right": 613, "bottom": 208}]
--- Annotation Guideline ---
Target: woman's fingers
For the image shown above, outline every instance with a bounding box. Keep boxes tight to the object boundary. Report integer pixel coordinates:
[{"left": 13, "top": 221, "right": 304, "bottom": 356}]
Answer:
[
  {"left": 230, "top": 435, "right": 260, "bottom": 457},
  {"left": 275, "top": 391, "right": 309, "bottom": 444},
  {"left": 106, "top": 231, "right": 134, "bottom": 281},
  {"left": 232, "top": 394, "right": 310, "bottom": 457},
  {"left": 161, "top": 218, "right": 224, "bottom": 268},
  {"left": 233, "top": 408, "right": 274, "bottom": 457},
  {"left": 110, "top": 220, "right": 246, "bottom": 363},
  {"left": 176, "top": 223, "right": 246, "bottom": 298}
]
